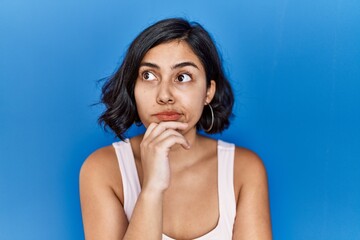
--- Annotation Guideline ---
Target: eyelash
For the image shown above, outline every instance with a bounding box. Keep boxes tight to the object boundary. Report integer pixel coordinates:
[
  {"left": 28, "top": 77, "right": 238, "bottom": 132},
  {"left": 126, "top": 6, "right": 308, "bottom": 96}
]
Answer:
[
  {"left": 140, "top": 70, "right": 193, "bottom": 82},
  {"left": 176, "top": 72, "right": 192, "bottom": 82},
  {"left": 141, "top": 71, "right": 157, "bottom": 81}
]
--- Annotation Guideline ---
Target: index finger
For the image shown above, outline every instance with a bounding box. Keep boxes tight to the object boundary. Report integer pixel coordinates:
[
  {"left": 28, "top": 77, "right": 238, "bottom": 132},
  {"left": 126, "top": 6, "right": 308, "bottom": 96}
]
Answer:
[
  {"left": 157, "top": 121, "right": 188, "bottom": 130},
  {"left": 144, "top": 121, "right": 188, "bottom": 140},
  {"left": 143, "top": 122, "right": 158, "bottom": 139}
]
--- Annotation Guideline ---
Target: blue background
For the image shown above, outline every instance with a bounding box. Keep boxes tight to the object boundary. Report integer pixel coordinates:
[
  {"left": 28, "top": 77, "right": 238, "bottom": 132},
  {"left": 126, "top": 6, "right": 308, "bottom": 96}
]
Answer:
[{"left": 1, "top": 0, "right": 359, "bottom": 239}]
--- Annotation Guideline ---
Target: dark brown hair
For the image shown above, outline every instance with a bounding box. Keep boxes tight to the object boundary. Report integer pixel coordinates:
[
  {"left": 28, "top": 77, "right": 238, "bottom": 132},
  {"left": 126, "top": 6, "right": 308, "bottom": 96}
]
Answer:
[{"left": 98, "top": 18, "right": 234, "bottom": 140}]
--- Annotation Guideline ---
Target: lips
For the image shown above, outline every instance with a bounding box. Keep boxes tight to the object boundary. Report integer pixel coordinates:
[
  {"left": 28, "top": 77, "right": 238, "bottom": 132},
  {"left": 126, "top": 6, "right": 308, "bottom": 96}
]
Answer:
[{"left": 154, "top": 111, "right": 182, "bottom": 121}]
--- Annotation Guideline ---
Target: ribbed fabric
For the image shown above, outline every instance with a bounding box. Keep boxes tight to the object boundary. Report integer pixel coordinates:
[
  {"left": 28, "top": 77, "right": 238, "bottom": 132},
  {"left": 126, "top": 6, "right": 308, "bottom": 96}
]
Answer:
[{"left": 112, "top": 139, "right": 236, "bottom": 239}]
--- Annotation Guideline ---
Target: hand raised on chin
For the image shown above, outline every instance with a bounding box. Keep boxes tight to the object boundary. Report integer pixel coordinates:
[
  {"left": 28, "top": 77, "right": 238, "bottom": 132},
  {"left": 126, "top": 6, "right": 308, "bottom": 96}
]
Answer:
[{"left": 140, "top": 121, "right": 190, "bottom": 194}]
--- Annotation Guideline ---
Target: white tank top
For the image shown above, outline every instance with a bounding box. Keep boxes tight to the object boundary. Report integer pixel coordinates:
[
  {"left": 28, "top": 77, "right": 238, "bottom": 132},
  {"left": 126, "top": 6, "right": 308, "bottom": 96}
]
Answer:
[{"left": 112, "top": 139, "right": 236, "bottom": 239}]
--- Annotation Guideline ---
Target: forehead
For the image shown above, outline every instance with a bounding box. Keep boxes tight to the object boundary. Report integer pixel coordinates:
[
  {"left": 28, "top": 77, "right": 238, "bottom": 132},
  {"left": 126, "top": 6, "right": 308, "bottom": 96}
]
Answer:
[{"left": 141, "top": 40, "right": 204, "bottom": 71}]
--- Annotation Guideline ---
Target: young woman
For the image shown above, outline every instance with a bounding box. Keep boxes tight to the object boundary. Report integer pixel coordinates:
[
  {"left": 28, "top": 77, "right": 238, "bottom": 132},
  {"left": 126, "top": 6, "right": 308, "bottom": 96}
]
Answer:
[{"left": 80, "top": 18, "right": 272, "bottom": 240}]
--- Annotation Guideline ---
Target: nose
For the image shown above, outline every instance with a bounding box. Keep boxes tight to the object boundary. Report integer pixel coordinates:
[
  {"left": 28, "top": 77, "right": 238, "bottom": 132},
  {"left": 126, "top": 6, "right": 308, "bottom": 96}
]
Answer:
[{"left": 156, "top": 81, "right": 174, "bottom": 105}]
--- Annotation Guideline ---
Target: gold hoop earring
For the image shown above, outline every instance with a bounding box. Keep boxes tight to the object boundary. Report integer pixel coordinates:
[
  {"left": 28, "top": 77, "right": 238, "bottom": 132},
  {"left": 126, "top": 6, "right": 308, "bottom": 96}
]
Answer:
[{"left": 204, "top": 103, "right": 214, "bottom": 133}]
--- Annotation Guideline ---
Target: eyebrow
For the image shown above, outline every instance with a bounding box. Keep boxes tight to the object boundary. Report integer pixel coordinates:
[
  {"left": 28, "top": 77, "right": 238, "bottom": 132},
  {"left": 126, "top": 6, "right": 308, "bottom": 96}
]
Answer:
[
  {"left": 139, "top": 62, "right": 160, "bottom": 69},
  {"left": 172, "top": 61, "right": 199, "bottom": 70},
  {"left": 139, "top": 61, "right": 199, "bottom": 70}
]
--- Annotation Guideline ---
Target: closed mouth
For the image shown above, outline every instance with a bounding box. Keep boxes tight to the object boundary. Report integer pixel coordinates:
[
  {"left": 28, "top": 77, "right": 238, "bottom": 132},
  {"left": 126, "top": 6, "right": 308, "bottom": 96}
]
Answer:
[{"left": 154, "top": 111, "right": 182, "bottom": 121}]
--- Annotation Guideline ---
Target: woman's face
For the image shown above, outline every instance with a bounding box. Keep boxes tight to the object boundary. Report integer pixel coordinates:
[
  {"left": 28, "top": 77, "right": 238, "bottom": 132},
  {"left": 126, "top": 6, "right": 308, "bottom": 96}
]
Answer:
[{"left": 134, "top": 40, "right": 215, "bottom": 130}]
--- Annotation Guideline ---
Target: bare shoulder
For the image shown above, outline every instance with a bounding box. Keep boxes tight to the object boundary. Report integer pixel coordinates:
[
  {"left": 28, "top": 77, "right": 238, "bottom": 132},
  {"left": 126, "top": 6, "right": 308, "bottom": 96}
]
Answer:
[
  {"left": 79, "top": 144, "right": 123, "bottom": 204},
  {"left": 233, "top": 147, "right": 268, "bottom": 196},
  {"left": 80, "top": 145, "right": 118, "bottom": 181},
  {"left": 79, "top": 145, "right": 129, "bottom": 238},
  {"left": 232, "top": 146, "right": 272, "bottom": 239}
]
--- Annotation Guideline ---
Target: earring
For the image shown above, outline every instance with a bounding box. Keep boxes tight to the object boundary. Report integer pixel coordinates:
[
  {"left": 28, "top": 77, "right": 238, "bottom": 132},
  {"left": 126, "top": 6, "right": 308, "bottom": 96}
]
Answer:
[{"left": 204, "top": 103, "right": 214, "bottom": 133}]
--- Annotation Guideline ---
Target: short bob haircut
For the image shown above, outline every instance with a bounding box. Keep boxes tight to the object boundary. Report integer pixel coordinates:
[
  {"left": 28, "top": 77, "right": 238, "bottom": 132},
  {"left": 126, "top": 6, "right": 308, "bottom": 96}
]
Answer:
[{"left": 98, "top": 18, "right": 234, "bottom": 140}]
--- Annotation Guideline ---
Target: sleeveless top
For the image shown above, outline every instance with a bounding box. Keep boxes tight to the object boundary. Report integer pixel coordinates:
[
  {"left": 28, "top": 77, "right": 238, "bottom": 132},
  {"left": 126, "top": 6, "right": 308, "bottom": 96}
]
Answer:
[{"left": 112, "top": 139, "right": 236, "bottom": 239}]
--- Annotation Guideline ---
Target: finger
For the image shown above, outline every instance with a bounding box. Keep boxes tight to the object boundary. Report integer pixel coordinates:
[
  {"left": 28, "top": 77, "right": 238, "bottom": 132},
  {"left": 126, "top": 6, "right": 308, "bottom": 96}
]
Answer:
[
  {"left": 143, "top": 122, "right": 158, "bottom": 139},
  {"left": 147, "top": 121, "right": 188, "bottom": 141},
  {"left": 156, "top": 134, "right": 191, "bottom": 150},
  {"left": 152, "top": 129, "right": 190, "bottom": 148},
  {"left": 157, "top": 121, "right": 188, "bottom": 131}
]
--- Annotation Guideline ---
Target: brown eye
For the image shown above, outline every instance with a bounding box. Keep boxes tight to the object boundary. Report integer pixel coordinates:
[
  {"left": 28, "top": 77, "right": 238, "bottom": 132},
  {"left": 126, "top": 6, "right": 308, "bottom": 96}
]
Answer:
[
  {"left": 142, "top": 71, "right": 156, "bottom": 81},
  {"left": 177, "top": 73, "right": 191, "bottom": 82}
]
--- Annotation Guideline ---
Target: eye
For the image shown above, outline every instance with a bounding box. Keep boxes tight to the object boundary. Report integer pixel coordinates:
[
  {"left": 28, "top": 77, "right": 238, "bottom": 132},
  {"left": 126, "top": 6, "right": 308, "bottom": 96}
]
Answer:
[
  {"left": 142, "top": 71, "right": 157, "bottom": 81},
  {"left": 177, "top": 73, "right": 192, "bottom": 82}
]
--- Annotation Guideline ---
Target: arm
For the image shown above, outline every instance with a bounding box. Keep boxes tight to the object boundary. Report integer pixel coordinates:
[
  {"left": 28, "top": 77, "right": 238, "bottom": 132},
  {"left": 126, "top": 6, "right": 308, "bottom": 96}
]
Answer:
[
  {"left": 123, "top": 189, "right": 164, "bottom": 239},
  {"left": 79, "top": 122, "right": 189, "bottom": 240},
  {"left": 232, "top": 148, "right": 272, "bottom": 240},
  {"left": 79, "top": 147, "right": 164, "bottom": 240},
  {"left": 123, "top": 122, "right": 190, "bottom": 239},
  {"left": 79, "top": 147, "right": 129, "bottom": 240}
]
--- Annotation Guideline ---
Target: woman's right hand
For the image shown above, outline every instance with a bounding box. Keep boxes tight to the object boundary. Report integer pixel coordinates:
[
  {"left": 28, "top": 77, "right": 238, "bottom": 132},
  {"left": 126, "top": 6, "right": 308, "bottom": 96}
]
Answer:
[{"left": 139, "top": 121, "right": 190, "bottom": 194}]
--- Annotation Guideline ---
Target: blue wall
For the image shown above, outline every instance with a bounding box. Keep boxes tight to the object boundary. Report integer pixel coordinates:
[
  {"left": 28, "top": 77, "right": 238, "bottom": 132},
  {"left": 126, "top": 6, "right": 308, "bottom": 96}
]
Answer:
[{"left": 1, "top": 0, "right": 359, "bottom": 239}]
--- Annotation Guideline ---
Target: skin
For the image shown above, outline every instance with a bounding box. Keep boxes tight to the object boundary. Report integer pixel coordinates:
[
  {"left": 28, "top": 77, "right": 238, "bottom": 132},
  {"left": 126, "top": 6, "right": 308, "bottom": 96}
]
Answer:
[{"left": 79, "top": 40, "right": 272, "bottom": 239}]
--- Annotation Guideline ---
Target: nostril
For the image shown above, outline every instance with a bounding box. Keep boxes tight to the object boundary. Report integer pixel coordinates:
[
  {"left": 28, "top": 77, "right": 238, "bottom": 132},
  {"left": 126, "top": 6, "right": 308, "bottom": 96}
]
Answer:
[
  {"left": 157, "top": 89, "right": 174, "bottom": 104},
  {"left": 157, "top": 96, "right": 174, "bottom": 104}
]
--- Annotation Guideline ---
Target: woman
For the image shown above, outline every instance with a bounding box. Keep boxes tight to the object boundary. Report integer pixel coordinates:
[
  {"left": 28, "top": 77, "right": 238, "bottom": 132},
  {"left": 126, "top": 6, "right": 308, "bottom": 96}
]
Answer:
[{"left": 80, "top": 18, "right": 272, "bottom": 239}]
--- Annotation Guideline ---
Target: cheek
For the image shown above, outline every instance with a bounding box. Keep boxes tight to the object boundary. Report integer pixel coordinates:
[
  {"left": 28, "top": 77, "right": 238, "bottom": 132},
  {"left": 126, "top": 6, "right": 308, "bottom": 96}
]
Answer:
[
  {"left": 183, "top": 93, "right": 206, "bottom": 119},
  {"left": 134, "top": 84, "right": 149, "bottom": 107},
  {"left": 134, "top": 84, "right": 155, "bottom": 123},
  {"left": 134, "top": 85, "right": 146, "bottom": 115}
]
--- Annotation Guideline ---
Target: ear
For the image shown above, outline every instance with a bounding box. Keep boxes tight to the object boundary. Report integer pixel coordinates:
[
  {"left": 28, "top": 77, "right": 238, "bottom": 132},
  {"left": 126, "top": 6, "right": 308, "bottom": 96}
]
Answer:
[{"left": 205, "top": 80, "right": 216, "bottom": 104}]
